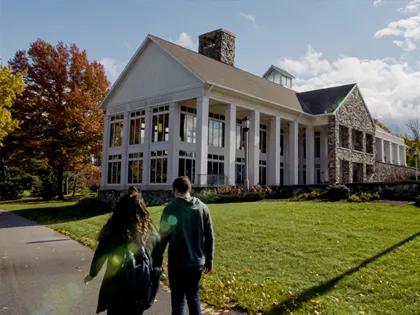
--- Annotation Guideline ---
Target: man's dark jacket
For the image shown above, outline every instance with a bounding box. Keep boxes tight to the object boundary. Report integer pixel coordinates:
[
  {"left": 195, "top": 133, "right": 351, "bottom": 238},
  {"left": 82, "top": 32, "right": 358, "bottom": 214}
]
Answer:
[{"left": 160, "top": 196, "right": 214, "bottom": 269}]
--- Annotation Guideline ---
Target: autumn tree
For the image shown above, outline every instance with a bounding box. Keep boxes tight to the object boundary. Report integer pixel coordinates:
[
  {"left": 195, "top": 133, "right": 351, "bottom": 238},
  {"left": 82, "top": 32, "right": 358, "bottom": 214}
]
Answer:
[
  {"left": 9, "top": 40, "right": 109, "bottom": 199},
  {"left": 0, "top": 65, "right": 25, "bottom": 145}
]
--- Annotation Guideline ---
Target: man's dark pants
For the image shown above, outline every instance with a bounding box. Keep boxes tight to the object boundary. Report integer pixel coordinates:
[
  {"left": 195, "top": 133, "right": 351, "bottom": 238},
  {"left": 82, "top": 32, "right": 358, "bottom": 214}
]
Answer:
[{"left": 169, "top": 266, "right": 203, "bottom": 315}]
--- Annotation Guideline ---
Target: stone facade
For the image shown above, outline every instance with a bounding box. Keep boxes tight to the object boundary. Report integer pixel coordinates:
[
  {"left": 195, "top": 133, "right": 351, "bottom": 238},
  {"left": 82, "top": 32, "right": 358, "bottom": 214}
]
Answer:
[
  {"left": 328, "top": 87, "right": 376, "bottom": 183},
  {"left": 374, "top": 162, "right": 417, "bottom": 181},
  {"left": 198, "top": 29, "right": 236, "bottom": 66},
  {"left": 98, "top": 187, "right": 213, "bottom": 209}
]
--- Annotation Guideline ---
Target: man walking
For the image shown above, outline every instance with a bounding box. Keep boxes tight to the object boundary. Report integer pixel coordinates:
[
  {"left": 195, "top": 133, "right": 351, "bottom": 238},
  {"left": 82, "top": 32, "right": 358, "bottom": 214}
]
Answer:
[{"left": 160, "top": 176, "right": 214, "bottom": 315}]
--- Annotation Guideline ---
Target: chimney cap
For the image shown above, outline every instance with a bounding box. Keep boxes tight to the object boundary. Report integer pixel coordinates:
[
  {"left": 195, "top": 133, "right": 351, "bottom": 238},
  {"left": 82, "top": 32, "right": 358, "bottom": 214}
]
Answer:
[{"left": 199, "top": 28, "right": 236, "bottom": 39}]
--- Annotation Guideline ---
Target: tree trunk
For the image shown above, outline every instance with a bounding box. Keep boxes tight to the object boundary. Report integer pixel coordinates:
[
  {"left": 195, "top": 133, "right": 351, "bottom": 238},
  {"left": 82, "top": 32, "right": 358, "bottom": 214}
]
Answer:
[
  {"left": 65, "top": 176, "right": 69, "bottom": 195},
  {"left": 72, "top": 177, "right": 77, "bottom": 197},
  {"left": 57, "top": 167, "right": 64, "bottom": 200}
]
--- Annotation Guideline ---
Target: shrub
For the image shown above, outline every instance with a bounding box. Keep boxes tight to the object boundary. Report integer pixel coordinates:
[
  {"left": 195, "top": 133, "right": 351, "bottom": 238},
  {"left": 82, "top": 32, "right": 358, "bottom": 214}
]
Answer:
[
  {"left": 415, "top": 195, "right": 420, "bottom": 208},
  {"left": 195, "top": 191, "right": 264, "bottom": 204},
  {"left": 326, "top": 184, "right": 350, "bottom": 201},
  {"left": 75, "top": 197, "right": 111, "bottom": 216},
  {"left": 348, "top": 195, "right": 362, "bottom": 203},
  {"left": 289, "top": 191, "right": 323, "bottom": 202},
  {"left": 32, "top": 172, "right": 59, "bottom": 200},
  {"left": 0, "top": 166, "right": 33, "bottom": 201},
  {"left": 348, "top": 192, "right": 380, "bottom": 203}
]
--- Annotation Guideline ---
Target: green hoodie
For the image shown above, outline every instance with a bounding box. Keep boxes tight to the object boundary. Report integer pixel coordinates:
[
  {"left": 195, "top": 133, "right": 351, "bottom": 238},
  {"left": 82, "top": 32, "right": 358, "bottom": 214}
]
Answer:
[{"left": 160, "top": 196, "right": 214, "bottom": 270}]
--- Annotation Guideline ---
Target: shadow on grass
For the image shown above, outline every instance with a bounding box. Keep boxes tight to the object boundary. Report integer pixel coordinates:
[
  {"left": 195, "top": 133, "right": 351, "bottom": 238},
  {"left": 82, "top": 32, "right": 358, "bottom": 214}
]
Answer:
[
  {"left": 0, "top": 205, "right": 112, "bottom": 228},
  {"left": 266, "top": 231, "right": 420, "bottom": 314}
]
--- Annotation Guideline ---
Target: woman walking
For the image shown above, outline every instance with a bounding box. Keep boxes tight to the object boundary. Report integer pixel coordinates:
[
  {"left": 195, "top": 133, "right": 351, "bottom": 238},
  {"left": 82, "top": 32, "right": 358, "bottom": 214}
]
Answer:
[{"left": 84, "top": 191, "right": 162, "bottom": 315}]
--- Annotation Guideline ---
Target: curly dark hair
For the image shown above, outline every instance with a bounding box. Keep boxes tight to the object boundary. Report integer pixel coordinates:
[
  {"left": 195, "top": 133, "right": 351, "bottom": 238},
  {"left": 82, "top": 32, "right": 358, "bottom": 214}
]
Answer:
[{"left": 98, "top": 192, "right": 151, "bottom": 244}]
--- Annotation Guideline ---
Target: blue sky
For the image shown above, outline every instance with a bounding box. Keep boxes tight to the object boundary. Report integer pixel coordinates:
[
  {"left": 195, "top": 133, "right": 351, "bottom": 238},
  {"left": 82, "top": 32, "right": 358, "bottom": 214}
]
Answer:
[{"left": 2, "top": 0, "right": 420, "bottom": 132}]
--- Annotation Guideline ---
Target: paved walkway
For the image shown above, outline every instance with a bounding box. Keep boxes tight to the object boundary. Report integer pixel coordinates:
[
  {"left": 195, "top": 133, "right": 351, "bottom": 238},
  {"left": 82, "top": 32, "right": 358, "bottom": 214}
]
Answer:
[{"left": 0, "top": 210, "right": 235, "bottom": 315}]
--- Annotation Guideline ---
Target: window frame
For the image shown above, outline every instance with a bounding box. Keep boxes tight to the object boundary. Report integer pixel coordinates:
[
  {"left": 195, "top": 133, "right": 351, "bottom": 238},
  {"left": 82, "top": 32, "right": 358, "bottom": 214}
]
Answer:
[
  {"left": 107, "top": 154, "right": 122, "bottom": 185},
  {"left": 150, "top": 150, "right": 168, "bottom": 184},
  {"left": 178, "top": 150, "right": 196, "bottom": 184},
  {"left": 109, "top": 114, "right": 124, "bottom": 148},
  {"left": 127, "top": 152, "right": 144, "bottom": 184},
  {"left": 129, "top": 110, "right": 146, "bottom": 145},
  {"left": 152, "top": 106, "right": 169, "bottom": 143}
]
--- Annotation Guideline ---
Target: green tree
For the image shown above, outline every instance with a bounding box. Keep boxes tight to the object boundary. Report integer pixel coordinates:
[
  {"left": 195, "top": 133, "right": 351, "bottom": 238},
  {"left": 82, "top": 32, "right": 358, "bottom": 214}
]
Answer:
[{"left": 0, "top": 65, "right": 25, "bottom": 145}]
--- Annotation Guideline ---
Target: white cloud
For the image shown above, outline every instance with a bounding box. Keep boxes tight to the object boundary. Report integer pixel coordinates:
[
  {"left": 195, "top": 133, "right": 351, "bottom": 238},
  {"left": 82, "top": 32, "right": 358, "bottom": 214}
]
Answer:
[
  {"left": 239, "top": 12, "right": 257, "bottom": 26},
  {"left": 100, "top": 57, "right": 123, "bottom": 82},
  {"left": 374, "top": 0, "right": 385, "bottom": 7},
  {"left": 279, "top": 46, "right": 420, "bottom": 122},
  {"left": 399, "top": 0, "right": 420, "bottom": 13},
  {"left": 375, "top": 2, "right": 420, "bottom": 50},
  {"left": 175, "top": 32, "right": 194, "bottom": 49},
  {"left": 393, "top": 39, "right": 417, "bottom": 51}
]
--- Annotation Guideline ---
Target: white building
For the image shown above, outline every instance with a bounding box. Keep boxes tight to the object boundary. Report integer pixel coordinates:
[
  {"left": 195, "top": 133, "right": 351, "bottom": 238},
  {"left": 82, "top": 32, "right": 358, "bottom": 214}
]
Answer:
[{"left": 100, "top": 29, "right": 407, "bottom": 192}]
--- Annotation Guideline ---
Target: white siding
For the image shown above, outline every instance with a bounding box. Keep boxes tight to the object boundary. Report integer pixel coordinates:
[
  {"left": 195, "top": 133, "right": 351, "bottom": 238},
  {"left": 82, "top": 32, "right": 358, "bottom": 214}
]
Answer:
[{"left": 106, "top": 41, "right": 201, "bottom": 107}]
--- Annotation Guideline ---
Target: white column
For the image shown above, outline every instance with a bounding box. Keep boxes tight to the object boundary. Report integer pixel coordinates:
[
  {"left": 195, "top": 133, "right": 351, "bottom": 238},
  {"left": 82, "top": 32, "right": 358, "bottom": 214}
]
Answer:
[
  {"left": 168, "top": 103, "right": 181, "bottom": 183},
  {"left": 120, "top": 112, "right": 130, "bottom": 186},
  {"left": 298, "top": 131, "right": 304, "bottom": 184},
  {"left": 385, "top": 141, "right": 392, "bottom": 163},
  {"left": 396, "top": 145, "right": 401, "bottom": 165},
  {"left": 305, "top": 126, "right": 315, "bottom": 185},
  {"left": 100, "top": 116, "right": 110, "bottom": 187},
  {"left": 321, "top": 130, "right": 329, "bottom": 183},
  {"left": 196, "top": 96, "right": 209, "bottom": 186},
  {"left": 378, "top": 139, "right": 385, "bottom": 162},
  {"left": 289, "top": 120, "right": 299, "bottom": 184},
  {"left": 249, "top": 110, "right": 260, "bottom": 185},
  {"left": 225, "top": 103, "right": 236, "bottom": 186},
  {"left": 143, "top": 108, "right": 152, "bottom": 184},
  {"left": 268, "top": 116, "right": 281, "bottom": 185}
]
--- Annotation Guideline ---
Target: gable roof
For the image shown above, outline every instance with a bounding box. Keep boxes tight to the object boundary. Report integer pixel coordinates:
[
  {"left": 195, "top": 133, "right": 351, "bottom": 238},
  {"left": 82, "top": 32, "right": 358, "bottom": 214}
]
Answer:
[
  {"left": 263, "top": 65, "right": 296, "bottom": 79},
  {"left": 296, "top": 83, "right": 356, "bottom": 115},
  {"left": 149, "top": 35, "right": 304, "bottom": 113}
]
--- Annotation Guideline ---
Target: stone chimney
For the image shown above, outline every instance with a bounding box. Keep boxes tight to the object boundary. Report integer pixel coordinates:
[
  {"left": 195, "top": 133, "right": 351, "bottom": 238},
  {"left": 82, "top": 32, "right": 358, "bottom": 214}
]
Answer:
[{"left": 198, "top": 29, "right": 236, "bottom": 66}]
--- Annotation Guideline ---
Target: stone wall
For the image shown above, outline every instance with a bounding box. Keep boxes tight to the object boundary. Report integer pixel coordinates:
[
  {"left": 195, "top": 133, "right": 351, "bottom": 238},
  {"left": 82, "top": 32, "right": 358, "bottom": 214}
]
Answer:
[
  {"left": 99, "top": 187, "right": 212, "bottom": 209},
  {"left": 374, "top": 162, "right": 417, "bottom": 182},
  {"left": 328, "top": 87, "right": 376, "bottom": 183}
]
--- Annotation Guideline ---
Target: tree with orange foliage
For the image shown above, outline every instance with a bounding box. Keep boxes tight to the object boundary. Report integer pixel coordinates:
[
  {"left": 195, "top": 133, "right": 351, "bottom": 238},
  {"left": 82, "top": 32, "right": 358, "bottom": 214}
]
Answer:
[{"left": 9, "top": 40, "right": 109, "bottom": 199}]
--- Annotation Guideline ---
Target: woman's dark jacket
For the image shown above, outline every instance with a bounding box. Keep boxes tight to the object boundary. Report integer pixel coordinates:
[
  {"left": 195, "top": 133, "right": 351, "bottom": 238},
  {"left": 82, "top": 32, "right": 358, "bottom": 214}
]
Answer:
[{"left": 89, "top": 225, "right": 162, "bottom": 314}]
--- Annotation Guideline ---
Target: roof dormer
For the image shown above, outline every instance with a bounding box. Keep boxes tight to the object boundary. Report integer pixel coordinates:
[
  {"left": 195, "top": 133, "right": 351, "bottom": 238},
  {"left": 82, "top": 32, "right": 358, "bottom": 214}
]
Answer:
[{"left": 263, "top": 65, "right": 295, "bottom": 88}]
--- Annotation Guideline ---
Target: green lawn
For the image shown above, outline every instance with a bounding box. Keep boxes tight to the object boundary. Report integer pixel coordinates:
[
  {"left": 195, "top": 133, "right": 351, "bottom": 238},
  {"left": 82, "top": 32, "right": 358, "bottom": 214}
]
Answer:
[{"left": 3, "top": 200, "right": 420, "bottom": 314}]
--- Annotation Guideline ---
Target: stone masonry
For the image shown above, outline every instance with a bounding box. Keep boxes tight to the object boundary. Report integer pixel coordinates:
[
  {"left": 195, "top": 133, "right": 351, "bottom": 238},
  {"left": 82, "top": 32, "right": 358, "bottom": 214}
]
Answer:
[
  {"left": 328, "top": 87, "right": 376, "bottom": 183},
  {"left": 198, "top": 29, "right": 236, "bottom": 66}
]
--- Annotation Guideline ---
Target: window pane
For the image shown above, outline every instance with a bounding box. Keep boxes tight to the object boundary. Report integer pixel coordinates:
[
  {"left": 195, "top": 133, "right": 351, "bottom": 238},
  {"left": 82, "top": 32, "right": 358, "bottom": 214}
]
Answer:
[
  {"left": 152, "top": 116, "right": 158, "bottom": 142},
  {"left": 150, "top": 159, "right": 156, "bottom": 183},
  {"left": 156, "top": 158, "right": 162, "bottom": 183},
  {"left": 164, "top": 113, "right": 169, "bottom": 142},
  {"left": 179, "top": 158, "right": 185, "bottom": 177},
  {"left": 280, "top": 134, "right": 284, "bottom": 156},
  {"left": 315, "top": 137, "right": 321, "bottom": 158},
  {"left": 162, "top": 158, "right": 168, "bottom": 183},
  {"left": 107, "top": 162, "right": 112, "bottom": 184},
  {"left": 140, "top": 119, "right": 145, "bottom": 143}
]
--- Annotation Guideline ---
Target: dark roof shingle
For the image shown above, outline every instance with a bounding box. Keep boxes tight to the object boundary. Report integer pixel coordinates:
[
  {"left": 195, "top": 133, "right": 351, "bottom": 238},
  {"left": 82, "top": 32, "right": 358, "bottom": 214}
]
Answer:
[
  {"left": 150, "top": 35, "right": 304, "bottom": 113},
  {"left": 296, "top": 83, "right": 356, "bottom": 115}
]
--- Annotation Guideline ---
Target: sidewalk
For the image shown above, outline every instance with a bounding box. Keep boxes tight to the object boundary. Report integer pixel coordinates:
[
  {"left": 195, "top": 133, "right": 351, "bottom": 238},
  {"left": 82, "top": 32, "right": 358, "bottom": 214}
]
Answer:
[{"left": 0, "top": 210, "right": 239, "bottom": 315}]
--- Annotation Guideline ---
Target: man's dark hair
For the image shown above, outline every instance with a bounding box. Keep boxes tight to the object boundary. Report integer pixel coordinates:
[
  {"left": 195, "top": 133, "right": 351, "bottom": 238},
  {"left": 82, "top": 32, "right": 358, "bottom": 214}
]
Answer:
[{"left": 173, "top": 176, "right": 192, "bottom": 194}]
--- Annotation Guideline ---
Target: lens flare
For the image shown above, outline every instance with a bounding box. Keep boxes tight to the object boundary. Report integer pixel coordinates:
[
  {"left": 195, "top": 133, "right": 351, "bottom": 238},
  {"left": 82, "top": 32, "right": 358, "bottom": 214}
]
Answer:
[
  {"left": 111, "top": 255, "right": 122, "bottom": 266},
  {"left": 160, "top": 221, "right": 170, "bottom": 232},
  {"left": 168, "top": 215, "right": 178, "bottom": 226}
]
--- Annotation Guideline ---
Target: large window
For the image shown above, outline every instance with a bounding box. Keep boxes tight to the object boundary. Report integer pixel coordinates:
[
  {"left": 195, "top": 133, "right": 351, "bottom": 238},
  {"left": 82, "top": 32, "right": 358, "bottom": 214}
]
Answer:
[
  {"left": 180, "top": 106, "right": 196, "bottom": 143},
  {"left": 129, "top": 110, "right": 145, "bottom": 145},
  {"left": 236, "top": 157, "right": 245, "bottom": 185},
  {"left": 152, "top": 106, "right": 169, "bottom": 143},
  {"left": 109, "top": 114, "right": 124, "bottom": 147},
  {"left": 150, "top": 150, "right": 168, "bottom": 184},
  {"left": 259, "top": 160, "right": 267, "bottom": 185},
  {"left": 207, "top": 154, "right": 225, "bottom": 185},
  {"left": 179, "top": 151, "right": 196, "bottom": 184},
  {"left": 236, "top": 119, "right": 244, "bottom": 150},
  {"left": 315, "top": 132, "right": 321, "bottom": 158},
  {"left": 128, "top": 152, "right": 144, "bottom": 184},
  {"left": 259, "top": 124, "right": 267, "bottom": 153},
  {"left": 107, "top": 154, "right": 122, "bottom": 184},
  {"left": 208, "top": 113, "right": 225, "bottom": 148}
]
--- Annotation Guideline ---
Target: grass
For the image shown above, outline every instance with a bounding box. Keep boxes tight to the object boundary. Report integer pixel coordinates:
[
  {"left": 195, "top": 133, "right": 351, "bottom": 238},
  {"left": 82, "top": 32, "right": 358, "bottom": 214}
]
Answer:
[{"left": 2, "top": 200, "right": 420, "bottom": 314}]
